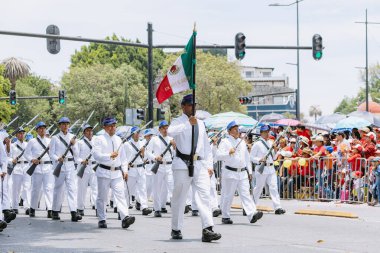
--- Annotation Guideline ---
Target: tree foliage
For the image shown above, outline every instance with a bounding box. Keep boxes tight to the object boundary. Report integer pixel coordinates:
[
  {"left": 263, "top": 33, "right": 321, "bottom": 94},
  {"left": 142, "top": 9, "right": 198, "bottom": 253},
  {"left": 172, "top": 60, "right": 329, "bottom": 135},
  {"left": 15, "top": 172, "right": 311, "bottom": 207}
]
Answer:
[{"left": 0, "top": 65, "right": 15, "bottom": 122}]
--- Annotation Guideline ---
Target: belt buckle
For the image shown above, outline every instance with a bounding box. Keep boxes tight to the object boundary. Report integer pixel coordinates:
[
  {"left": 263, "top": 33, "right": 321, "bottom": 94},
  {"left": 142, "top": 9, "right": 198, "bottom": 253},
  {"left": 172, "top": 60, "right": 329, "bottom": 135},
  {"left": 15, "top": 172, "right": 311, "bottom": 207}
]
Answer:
[
  {"left": 193, "top": 154, "right": 198, "bottom": 161},
  {"left": 110, "top": 166, "right": 115, "bottom": 171},
  {"left": 237, "top": 167, "right": 242, "bottom": 172}
]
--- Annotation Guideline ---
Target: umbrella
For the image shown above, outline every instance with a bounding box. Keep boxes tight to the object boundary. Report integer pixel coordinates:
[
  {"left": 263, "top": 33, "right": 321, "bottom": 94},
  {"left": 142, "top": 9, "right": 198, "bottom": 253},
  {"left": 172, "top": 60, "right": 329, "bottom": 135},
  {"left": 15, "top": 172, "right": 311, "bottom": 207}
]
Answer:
[
  {"left": 204, "top": 111, "right": 257, "bottom": 129},
  {"left": 333, "top": 116, "right": 371, "bottom": 131},
  {"left": 348, "top": 111, "right": 380, "bottom": 126},
  {"left": 260, "top": 113, "right": 285, "bottom": 122},
  {"left": 275, "top": 118, "right": 301, "bottom": 126},
  {"left": 316, "top": 113, "right": 346, "bottom": 124},
  {"left": 195, "top": 110, "right": 212, "bottom": 120}
]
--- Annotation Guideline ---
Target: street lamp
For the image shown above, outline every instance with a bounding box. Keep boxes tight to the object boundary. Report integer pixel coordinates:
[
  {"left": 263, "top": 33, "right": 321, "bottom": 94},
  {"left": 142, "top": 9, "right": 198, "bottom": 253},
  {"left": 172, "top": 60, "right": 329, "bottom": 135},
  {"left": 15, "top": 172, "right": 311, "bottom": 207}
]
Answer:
[{"left": 269, "top": 0, "right": 304, "bottom": 120}]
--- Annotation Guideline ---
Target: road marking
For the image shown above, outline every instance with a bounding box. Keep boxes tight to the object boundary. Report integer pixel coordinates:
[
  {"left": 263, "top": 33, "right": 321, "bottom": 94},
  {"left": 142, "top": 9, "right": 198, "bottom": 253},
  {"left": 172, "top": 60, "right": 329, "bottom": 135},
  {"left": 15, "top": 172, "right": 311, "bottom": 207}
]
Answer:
[
  {"left": 231, "top": 204, "right": 274, "bottom": 212},
  {"left": 294, "top": 209, "right": 358, "bottom": 218}
]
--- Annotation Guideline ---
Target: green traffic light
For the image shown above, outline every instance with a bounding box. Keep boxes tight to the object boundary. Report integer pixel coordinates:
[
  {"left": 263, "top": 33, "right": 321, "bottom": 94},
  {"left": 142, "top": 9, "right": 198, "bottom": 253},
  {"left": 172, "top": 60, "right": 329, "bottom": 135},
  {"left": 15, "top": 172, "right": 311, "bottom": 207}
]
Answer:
[
  {"left": 315, "top": 51, "right": 322, "bottom": 59},
  {"left": 11, "top": 100, "right": 16, "bottom": 105},
  {"left": 59, "top": 99, "right": 65, "bottom": 104}
]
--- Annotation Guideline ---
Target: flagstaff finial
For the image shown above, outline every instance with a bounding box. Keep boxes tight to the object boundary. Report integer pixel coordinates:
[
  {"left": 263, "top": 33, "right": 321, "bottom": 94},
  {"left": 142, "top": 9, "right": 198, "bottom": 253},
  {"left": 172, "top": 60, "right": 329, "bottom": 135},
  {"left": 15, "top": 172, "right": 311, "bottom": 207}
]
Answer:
[{"left": 193, "top": 22, "right": 197, "bottom": 32}]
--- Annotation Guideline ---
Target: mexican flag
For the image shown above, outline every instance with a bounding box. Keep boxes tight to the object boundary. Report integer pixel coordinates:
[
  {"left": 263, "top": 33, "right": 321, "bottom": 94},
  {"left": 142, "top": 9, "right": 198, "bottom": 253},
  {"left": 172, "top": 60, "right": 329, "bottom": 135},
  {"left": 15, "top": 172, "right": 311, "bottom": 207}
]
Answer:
[{"left": 156, "top": 32, "right": 196, "bottom": 104}]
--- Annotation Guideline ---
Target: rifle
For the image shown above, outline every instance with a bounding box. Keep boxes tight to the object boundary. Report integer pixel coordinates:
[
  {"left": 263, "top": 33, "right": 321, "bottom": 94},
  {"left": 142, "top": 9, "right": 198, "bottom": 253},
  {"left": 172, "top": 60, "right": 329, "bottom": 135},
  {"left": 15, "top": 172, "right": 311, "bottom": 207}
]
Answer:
[
  {"left": 115, "top": 120, "right": 152, "bottom": 153},
  {"left": 8, "top": 114, "right": 39, "bottom": 138},
  {"left": 2, "top": 116, "right": 19, "bottom": 130},
  {"left": 209, "top": 128, "right": 225, "bottom": 145},
  {"left": 233, "top": 118, "right": 262, "bottom": 149},
  {"left": 53, "top": 111, "right": 95, "bottom": 177},
  {"left": 76, "top": 123, "right": 100, "bottom": 178},
  {"left": 26, "top": 144, "right": 50, "bottom": 176},
  {"left": 151, "top": 143, "right": 172, "bottom": 174},
  {"left": 128, "top": 138, "right": 152, "bottom": 168},
  {"left": 7, "top": 144, "right": 27, "bottom": 175},
  {"left": 50, "top": 128, "right": 58, "bottom": 136}
]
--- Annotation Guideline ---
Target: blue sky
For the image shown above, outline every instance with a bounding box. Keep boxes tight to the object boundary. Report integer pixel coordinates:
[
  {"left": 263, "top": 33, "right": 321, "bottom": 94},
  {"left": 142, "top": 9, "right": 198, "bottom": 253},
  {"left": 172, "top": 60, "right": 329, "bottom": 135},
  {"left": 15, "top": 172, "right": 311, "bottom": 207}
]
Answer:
[{"left": 1, "top": 0, "right": 379, "bottom": 120}]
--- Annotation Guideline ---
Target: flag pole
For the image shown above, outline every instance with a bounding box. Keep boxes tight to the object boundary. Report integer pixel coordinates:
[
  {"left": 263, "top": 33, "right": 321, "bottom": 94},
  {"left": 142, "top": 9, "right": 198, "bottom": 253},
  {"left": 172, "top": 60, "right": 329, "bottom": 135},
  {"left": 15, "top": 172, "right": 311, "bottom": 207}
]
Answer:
[{"left": 189, "top": 23, "right": 197, "bottom": 177}]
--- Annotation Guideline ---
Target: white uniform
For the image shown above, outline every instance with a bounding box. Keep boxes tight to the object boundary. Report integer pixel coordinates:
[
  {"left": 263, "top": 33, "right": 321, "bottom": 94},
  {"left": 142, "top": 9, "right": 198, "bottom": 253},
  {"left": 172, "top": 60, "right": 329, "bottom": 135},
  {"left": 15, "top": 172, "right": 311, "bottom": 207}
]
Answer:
[
  {"left": 77, "top": 137, "right": 98, "bottom": 211},
  {"left": 168, "top": 114, "right": 214, "bottom": 231},
  {"left": 125, "top": 139, "right": 149, "bottom": 209},
  {"left": 218, "top": 135, "right": 258, "bottom": 221},
  {"left": 250, "top": 137, "right": 282, "bottom": 210},
  {"left": 0, "top": 139, "right": 11, "bottom": 212},
  {"left": 0, "top": 142, "right": 9, "bottom": 219},
  {"left": 146, "top": 134, "right": 174, "bottom": 212},
  {"left": 210, "top": 143, "right": 220, "bottom": 212},
  {"left": 49, "top": 131, "right": 79, "bottom": 212},
  {"left": 24, "top": 135, "right": 54, "bottom": 211},
  {"left": 92, "top": 132, "right": 130, "bottom": 221},
  {"left": 9, "top": 140, "right": 31, "bottom": 211}
]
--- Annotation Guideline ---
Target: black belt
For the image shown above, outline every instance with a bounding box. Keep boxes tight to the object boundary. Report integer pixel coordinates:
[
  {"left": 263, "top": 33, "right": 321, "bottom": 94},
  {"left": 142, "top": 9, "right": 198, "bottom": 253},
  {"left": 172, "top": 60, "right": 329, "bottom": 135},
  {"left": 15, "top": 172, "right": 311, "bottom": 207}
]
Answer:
[
  {"left": 17, "top": 161, "right": 29, "bottom": 164},
  {"left": 145, "top": 161, "right": 154, "bottom": 164},
  {"left": 176, "top": 149, "right": 202, "bottom": 162},
  {"left": 99, "top": 164, "right": 121, "bottom": 171},
  {"left": 91, "top": 161, "right": 97, "bottom": 165},
  {"left": 256, "top": 163, "right": 273, "bottom": 166},
  {"left": 159, "top": 161, "right": 172, "bottom": 165},
  {"left": 129, "top": 163, "right": 144, "bottom": 168},
  {"left": 42, "top": 161, "right": 52, "bottom": 164},
  {"left": 225, "top": 165, "right": 247, "bottom": 172}
]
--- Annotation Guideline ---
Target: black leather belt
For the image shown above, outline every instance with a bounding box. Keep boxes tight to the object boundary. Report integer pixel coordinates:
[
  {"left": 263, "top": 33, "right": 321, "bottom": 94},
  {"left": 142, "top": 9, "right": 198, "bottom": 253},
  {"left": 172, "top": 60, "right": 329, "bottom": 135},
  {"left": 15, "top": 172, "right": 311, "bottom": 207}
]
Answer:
[
  {"left": 91, "top": 161, "right": 97, "bottom": 165},
  {"left": 256, "top": 163, "right": 273, "bottom": 166},
  {"left": 129, "top": 163, "right": 144, "bottom": 168},
  {"left": 176, "top": 149, "right": 202, "bottom": 162},
  {"left": 17, "top": 161, "right": 29, "bottom": 164},
  {"left": 145, "top": 161, "right": 154, "bottom": 164},
  {"left": 99, "top": 164, "right": 121, "bottom": 171},
  {"left": 159, "top": 161, "right": 172, "bottom": 165},
  {"left": 42, "top": 161, "right": 52, "bottom": 164},
  {"left": 225, "top": 165, "right": 247, "bottom": 172},
  {"left": 66, "top": 158, "right": 74, "bottom": 162}
]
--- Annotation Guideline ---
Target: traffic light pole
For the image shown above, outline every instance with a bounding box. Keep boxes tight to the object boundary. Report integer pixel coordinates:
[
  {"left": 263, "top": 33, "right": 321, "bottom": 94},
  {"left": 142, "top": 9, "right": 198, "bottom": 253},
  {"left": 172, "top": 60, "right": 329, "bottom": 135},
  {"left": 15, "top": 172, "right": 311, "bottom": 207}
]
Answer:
[
  {"left": 147, "top": 23, "right": 154, "bottom": 128},
  {"left": 0, "top": 95, "right": 59, "bottom": 101}
]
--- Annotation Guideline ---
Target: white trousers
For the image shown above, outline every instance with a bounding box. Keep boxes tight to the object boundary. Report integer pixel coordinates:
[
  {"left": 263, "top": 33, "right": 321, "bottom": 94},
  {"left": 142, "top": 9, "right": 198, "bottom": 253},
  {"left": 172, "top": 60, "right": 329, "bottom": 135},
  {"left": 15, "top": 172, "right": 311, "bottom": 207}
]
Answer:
[
  {"left": 126, "top": 169, "right": 148, "bottom": 209},
  {"left": 52, "top": 170, "right": 77, "bottom": 212},
  {"left": 77, "top": 172, "right": 98, "bottom": 210},
  {"left": 97, "top": 176, "right": 129, "bottom": 221},
  {"left": 146, "top": 174, "right": 153, "bottom": 200},
  {"left": 222, "top": 177, "right": 257, "bottom": 221},
  {"left": 210, "top": 173, "right": 219, "bottom": 210},
  {"left": 1, "top": 174, "right": 11, "bottom": 210},
  {"left": 253, "top": 172, "right": 282, "bottom": 210},
  {"left": 171, "top": 169, "right": 214, "bottom": 231},
  {"left": 153, "top": 168, "right": 173, "bottom": 211},
  {"left": 31, "top": 172, "right": 54, "bottom": 210},
  {"left": 11, "top": 173, "right": 31, "bottom": 210}
]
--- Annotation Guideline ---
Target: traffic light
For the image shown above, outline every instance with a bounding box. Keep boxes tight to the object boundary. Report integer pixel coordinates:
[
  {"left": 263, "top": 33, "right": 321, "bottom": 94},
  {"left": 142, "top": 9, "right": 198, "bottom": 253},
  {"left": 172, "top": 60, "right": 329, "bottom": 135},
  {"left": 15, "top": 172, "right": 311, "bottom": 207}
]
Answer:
[
  {"left": 235, "top": 32, "right": 246, "bottom": 60},
  {"left": 136, "top": 109, "right": 145, "bottom": 120},
  {"left": 238, "top": 96, "right": 252, "bottom": 105},
  {"left": 312, "top": 34, "right": 323, "bottom": 61},
  {"left": 9, "top": 90, "right": 16, "bottom": 105},
  {"left": 156, "top": 108, "right": 165, "bottom": 121},
  {"left": 58, "top": 90, "right": 65, "bottom": 104},
  {"left": 46, "top": 24, "right": 60, "bottom": 54}
]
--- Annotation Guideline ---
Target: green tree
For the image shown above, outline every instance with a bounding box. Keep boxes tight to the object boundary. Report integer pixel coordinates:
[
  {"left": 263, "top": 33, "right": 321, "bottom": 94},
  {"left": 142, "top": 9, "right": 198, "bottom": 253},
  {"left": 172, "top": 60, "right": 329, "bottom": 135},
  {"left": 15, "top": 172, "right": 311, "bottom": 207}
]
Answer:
[
  {"left": 1, "top": 57, "right": 30, "bottom": 90},
  {"left": 61, "top": 64, "right": 146, "bottom": 125},
  {"left": 70, "top": 34, "right": 166, "bottom": 83},
  {"left": 160, "top": 51, "right": 251, "bottom": 117},
  {"left": 0, "top": 65, "right": 14, "bottom": 121}
]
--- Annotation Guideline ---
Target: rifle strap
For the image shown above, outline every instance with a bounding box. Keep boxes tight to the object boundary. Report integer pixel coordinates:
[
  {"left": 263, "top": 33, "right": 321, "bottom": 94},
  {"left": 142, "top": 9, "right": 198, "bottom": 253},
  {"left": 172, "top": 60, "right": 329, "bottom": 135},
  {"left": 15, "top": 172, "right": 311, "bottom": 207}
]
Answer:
[
  {"left": 130, "top": 141, "right": 143, "bottom": 159},
  {"left": 260, "top": 139, "right": 274, "bottom": 160},
  {"left": 58, "top": 136, "right": 74, "bottom": 157},
  {"left": 159, "top": 135, "right": 172, "bottom": 158},
  {"left": 15, "top": 144, "right": 25, "bottom": 160},
  {"left": 83, "top": 138, "right": 93, "bottom": 150}
]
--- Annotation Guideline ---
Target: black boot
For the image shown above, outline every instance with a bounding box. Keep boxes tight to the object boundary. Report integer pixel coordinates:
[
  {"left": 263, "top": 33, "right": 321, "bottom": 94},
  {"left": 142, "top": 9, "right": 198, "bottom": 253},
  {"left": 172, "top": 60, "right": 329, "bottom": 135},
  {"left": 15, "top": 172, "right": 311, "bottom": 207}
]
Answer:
[
  {"left": 113, "top": 207, "right": 118, "bottom": 213},
  {"left": 0, "top": 220, "right": 7, "bottom": 232},
  {"left": 77, "top": 209, "right": 85, "bottom": 216},
  {"left": 110, "top": 200, "right": 114, "bottom": 208},
  {"left": 243, "top": 209, "right": 247, "bottom": 216},
  {"left": 184, "top": 205, "right": 192, "bottom": 214},
  {"left": 222, "top": 218, "right": 233, "bottom": 224},
  {"left": 25, "top": 208, "right": 30, "bottom": 215},
  {"left": 161, "top": 208, "right": 168, "bottom": 213},
  {"left": 192, "top": 210, "right": 199, "bottom": 216},
  {"left": 47, "top": 210, "right": 52, "bottom": 218},
  {"left": 250, "top": 211, "right": 263, "bottom": 223},
  {"left": 154, "top": 211, "right": 162, "bottom": 217},
  {"left": 19, "top": 198, "right": 24, "bottom": 207},
  {"left": 213, "top": 209, "right": 221, "bottom": 217},
  {"left": 29, "top": 208, "right": 36, "bottom": 218},
  {"left": 135, "top": 201, "right": 141, "bottom": 211},
  {"left": 202, "top": 227, "right": 222, "bottom": 242},
  {"left": 3, "top": 210, "right": 16, "bottom": 223},
  {"left": 142, "top": 208, "right": 152, "bottom": 215},
  {"left": 98, "top": 220, "right": 107, "bottom": 228},
  {"left": 275, "top": 208, "right": 286, "bottom": 215},
  {"left": 171, "top": 229, "right": 183, "bottom": 240},
  {"left": 71, "top": 211, "right": 82, "bottom": 222},
  {"left": 121, "top": 216, "right": 135, "bottom": 229},
  {"left": 118, "top": 212, "right": 121, "bottom": 220},
  {"left": 52, "top": 211, "right": 60, "bottom": 220}
]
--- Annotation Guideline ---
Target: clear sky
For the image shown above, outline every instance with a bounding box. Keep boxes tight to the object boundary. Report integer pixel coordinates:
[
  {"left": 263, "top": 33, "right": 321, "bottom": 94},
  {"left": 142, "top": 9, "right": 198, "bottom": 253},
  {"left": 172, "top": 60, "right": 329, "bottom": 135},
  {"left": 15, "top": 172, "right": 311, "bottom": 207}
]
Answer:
[{"left": 1, "top": 0, "right": 379, "bottom": 120}]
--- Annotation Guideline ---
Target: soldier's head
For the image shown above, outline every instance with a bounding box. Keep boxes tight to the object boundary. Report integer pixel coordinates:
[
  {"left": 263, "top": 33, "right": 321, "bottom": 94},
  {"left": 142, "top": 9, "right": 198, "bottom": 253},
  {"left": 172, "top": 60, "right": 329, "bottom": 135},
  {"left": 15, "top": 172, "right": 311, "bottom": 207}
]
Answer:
[
  {"left": 159, "top": 120, "right": 169, "bottom": 137},
  {"left": 227, "top": 121, "right": 239, "bottom": 139},
  {"left": 181, "top": 94, "right": 196, "bottom": 117},
  {"left": 103, "top": 117, "right": 117, "bottom": 136},
  {"left": 58, "top": 117, "right": 70, "bottom": 134},
  {"left": 35, "top": 122, "right": 47, "bottom": 138},
  {"left": 16, "top": 128, "right": 25, "bottom": 141},
  {"left": 143, "top": 129, "right": 154, "bottom": 141},
  {"left": 131, "top": 126, "right": 140, "bottom": 141},
  {"left": 260, "top": 125, "right": 270, "bottom": 139},
  {"left": 82, "top": 124, "right": 93, "bottom": 140}
]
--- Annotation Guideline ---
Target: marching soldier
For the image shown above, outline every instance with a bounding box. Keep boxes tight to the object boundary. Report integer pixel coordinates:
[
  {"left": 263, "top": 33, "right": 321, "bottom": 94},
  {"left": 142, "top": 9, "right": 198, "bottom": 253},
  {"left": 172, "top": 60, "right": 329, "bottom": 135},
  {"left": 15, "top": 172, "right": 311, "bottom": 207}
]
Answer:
[
  {"left": 250, "top": 125, "right": 286, "bottom": 215},
  {"left": 92, "top": 117, "right": 135, "bottom": 229},
  {"left": 49, "top": 117, "right": 82, "bottom": 221},
  {"left": 142, "top": 129, "right": 155, "bottom": 202},
  {"left": 125, "top": 127, "right": 152, "bottom": 215},
  {"left": 168, "top": 94, "right": 221, "bottom": 242},
  {"left": 217, "top": 121, "right": 263, "bottom": 224},
  {"left": 9, "top": 127, "right": 31, "bottom": 215},
  {"left": 24, "top": 121, "right": 54, "bottom": 218},
  {"left": 77, "top": 124, "right": 98, "bottom": 216},
  {"left": 0, "top": 136, "right": 9, "bottom": 232}
]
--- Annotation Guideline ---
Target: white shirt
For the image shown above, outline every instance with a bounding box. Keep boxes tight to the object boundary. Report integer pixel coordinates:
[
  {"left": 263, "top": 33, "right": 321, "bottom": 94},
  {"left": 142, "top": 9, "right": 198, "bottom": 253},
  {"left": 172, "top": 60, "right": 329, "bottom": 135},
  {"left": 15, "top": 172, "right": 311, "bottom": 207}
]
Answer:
[
  {"left": 49, "top": 131, "right": 79, "bottom": 172},
  {"left": 250, "top": 137, "right": 276, "bottom": 174},
  {"left": 9, "top": 139, "right": 28, "bottom": 174},
  {"left": 168, "top": 113, "right": 212, "bottom": 170},
  {"left": 77, "top": 137, "right": 96, "bottom": 174},
  {"left": 0, "top": 143, "right": 8, "bottom": 173},
  {"left": 146, "top": 134, "right": 174, "bottom": 172},
  {"left": 217, "top": 135, "right": 252, "bottom": 180},
  {"left": 24, "top": 135, "right": 52, "bottom": 174},
  {"left": 93, "top": 132, "right": 128, "bottom": 179}
]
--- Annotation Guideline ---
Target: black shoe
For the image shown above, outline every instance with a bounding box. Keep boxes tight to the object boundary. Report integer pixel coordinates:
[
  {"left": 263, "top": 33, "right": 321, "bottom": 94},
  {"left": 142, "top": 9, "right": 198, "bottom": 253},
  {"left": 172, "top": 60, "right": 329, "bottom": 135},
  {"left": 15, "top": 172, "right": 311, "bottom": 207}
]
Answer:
[
  {"left": 202, "top": 227, "right": 221, "bottom": 242},
  {"left": 110, "top": 200, "right": 114, "bottom": 208},
  {"left": 98, "top": 220, "right": 107, "bottom": 228},
  {"left": 166, "top": 201, "right": 171, "bottom": 206},
  {"left": 128, "top": 205, "right": 133, "bottom": 209},
  {"left": 77, "top": 209, "right": 85, "bottom": 216},
  {"left": 213, "top": 209, "right": 221, "bottom": 217},
  {"left": 222, "top": 218, "right": 233, "bottom": 224},
  {"left": 114, "top": 207, "right": 118, "bottom": 213},
  {"left": 47, "top": 210, "right": 52, "bottom": 218},
  {"left": 250, "top": 211, "right": 263, "bottom": 224},
  {"left": 274, "top": 208, "right": 286, "bottom": 215},
  {"left": 131, "top": 196, "right": 135, "bottom": 202},
  {"left": 52, "top": 211, "right": 60, "bottom": 220},
  {"left": 154, "top": 211, "right": 162, "bottom": 217},
  {"left": 192, "top": 210, "right": 199, "bottom": 216},
  {"left": 12, "top": 209, "right": 19, "bottom": 214},
  {"left": 184, "top": 205, "right": 192, "bottom": 214},
  {"left": 25, "top": 208, "right": 30, "bottom": 215},
  {"left": 95, "top": 209, "right": 98, "bottom": 217},
  {"left": 118, "top": 213, "right": 121, "bottom": 220},
  {"left": 3, "top": 210, "right": 16, "bottom": 223},
  {"left": 171, "top": 229, "right": 183, "bottom": 240},
  {"left": 122, "top": 216, "right": 135, "bottom": 229},
  {"left": 29, "top": 208, "right": 35, "bottom": 218},
  {"left": 92, "top": 205, "right": 96, "bottom": 210},
  {"left": 135, "top": 201, "right": 141, "bottom": 211},
  {"left": 19, "top": 198, "right": 24, "bottom": 207},
  {"left": 142, "top": 208, "right": 152, "bottom": 215},
  {"left": 71, "top": 211, "right": 82, "bottom": 222},
  {"left": 243, "top": 209, "right": 247, "bottom": 216},
  {"left": 161, "top": 208, "right": 168, "bottom": 213},
  {"left": 0, "top": 220, "right": 7, "bottom": 232}
]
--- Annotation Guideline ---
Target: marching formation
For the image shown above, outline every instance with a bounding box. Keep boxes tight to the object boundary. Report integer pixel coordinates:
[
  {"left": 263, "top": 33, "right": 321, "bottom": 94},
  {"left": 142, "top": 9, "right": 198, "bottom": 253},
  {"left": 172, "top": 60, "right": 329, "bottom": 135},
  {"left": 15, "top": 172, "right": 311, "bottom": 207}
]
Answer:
[{"left": 4, "top": 93, "right": 380, "bottom": 242}]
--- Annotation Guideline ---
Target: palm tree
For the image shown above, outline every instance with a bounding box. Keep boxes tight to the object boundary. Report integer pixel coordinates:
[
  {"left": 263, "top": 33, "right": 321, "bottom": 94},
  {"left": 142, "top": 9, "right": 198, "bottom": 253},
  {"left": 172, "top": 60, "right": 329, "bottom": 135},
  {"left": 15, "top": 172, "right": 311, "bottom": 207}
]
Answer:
[
  {"left": 309, "top": 105, "right": 322, "bottom": 122},
  {"left": 1, "top": 57, "right": 30, "bottom": 90}
]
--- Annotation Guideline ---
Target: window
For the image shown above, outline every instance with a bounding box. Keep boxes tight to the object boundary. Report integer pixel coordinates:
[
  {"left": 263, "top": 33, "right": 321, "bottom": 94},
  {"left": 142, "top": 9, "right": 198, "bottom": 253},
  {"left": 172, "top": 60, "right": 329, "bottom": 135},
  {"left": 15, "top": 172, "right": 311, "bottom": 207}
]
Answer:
[
  {"left": 273, "top": 96, "right": 285, "bottom": 104},
  {"left": 262, "top": 72, "right": 271, "bottom": 77},
  {"left": 245, "top": 71, "right": 252, "bottom": 78}
]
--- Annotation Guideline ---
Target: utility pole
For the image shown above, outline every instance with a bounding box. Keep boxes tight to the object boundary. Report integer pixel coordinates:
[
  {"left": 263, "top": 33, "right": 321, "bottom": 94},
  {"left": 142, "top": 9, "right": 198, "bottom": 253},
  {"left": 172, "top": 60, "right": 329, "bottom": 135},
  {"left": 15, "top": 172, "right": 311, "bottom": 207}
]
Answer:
[{"left": 147, "top": 23, "right": 154, "bottom": 128}]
